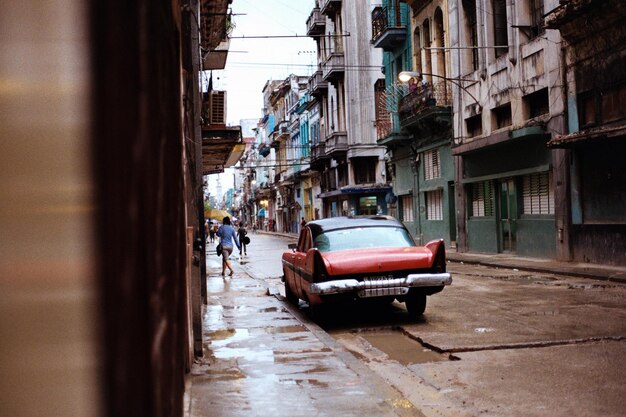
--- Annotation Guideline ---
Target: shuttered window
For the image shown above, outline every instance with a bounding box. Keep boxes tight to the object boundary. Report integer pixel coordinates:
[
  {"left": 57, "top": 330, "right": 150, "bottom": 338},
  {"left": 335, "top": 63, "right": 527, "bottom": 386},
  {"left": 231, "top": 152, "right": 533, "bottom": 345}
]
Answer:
[
  {"left": 426, "top": 189, "right": 444, "bottom": 220},
  {"left": 400, "top": 195, "right": 414, "bottom": 222},
  {"left": 471, "top": 181, "right": 494, "bottom": 217},
  {"left": 523, "top": 172, "right": 554, "bottom": 215},
  {"left": 424, "top": 149, "right": 441, "bottom": 180}
]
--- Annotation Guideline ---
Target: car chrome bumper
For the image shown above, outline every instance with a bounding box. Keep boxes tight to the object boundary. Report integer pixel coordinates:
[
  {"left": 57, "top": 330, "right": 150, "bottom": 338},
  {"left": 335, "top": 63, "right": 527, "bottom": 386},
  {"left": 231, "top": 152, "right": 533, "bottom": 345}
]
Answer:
[{"left": 309, "top": 273, "right": 452, "bottom": 295}]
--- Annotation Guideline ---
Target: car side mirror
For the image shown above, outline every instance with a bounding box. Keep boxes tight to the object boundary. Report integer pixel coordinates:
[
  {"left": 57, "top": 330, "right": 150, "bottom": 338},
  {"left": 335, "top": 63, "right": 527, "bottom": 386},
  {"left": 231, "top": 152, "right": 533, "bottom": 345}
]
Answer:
[{"left": 287, "top": 243, "right": 297, "bottom": 250}]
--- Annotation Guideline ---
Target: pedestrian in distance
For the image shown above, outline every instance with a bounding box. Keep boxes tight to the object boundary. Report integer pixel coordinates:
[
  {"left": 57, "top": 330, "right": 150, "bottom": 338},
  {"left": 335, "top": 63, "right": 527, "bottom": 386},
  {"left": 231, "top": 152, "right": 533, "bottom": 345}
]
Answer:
[
  {"left": 216, "top": 216, "right": 240, "bottom": 277},
  {"left": 300, "top": 217, "right": 306, "bottom": 230},
  {"left": 237, "top": 223, "right": 248, "bottom": 256},
  {"left": 209, "top": 221, "right": 216, "bottom": 243}
]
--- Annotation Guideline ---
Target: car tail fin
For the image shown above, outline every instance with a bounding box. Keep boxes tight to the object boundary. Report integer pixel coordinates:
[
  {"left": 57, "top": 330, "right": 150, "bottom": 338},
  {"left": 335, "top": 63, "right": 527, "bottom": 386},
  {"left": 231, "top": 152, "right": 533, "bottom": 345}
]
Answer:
[{"left": 425, "top": 239, "right": 446, "bottom": 273}]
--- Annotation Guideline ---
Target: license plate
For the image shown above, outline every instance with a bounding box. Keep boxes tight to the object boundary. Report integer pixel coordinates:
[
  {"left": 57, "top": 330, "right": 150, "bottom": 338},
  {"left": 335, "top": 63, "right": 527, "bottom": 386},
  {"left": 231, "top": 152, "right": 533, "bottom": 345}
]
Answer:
[{"left": 358, "top": 287, "right": 408, "bottom": 298}]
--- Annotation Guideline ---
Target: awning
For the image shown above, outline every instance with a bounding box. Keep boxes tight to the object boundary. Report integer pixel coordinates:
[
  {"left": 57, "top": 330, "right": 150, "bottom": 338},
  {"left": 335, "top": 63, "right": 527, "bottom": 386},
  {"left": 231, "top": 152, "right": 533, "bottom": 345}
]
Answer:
[
  {"left": 547, "top": 125, "right": 626, "bottom": 148},
  {"left": 202, "top": 125, "right": 242, "bottom": 175},
  {"left": 257, "top": 208, "right": 266, "bottom": 217},
  {"left": 319, "top": 184, "right": 392, "bottom": 199}
]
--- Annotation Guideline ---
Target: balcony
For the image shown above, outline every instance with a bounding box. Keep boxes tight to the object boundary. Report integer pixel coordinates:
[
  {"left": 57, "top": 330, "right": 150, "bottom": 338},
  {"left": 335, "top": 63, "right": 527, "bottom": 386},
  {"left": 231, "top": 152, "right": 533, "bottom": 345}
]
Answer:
[
  {"left": 371, "top": 6, "right": 408, "bottom": 51},
  {"left": 320, "top": 0, "right": 341, "bottom": 16},
  {"left": 306, "top": 8, "right": 325, "bottom": 37},
  {"left": 325, "top": 131, "right": 348, "bottom": 156},
  {"left": 404, "top": 0, "right": 432, "bottom": 14},
  {"left": 311, "top": 142, "right": 328, "bottom": 164},
  {"left": 322, "top": 35, "right": 345, "bottom": 85},
  {"left": 398, "top": 80, "right": 452, "bottom": 132},
  {"left": 308, "top": 70, "right": 328, "bottom": 97},
  {"left": 376, "top": 112, "right": 410, "bottom": 147}
]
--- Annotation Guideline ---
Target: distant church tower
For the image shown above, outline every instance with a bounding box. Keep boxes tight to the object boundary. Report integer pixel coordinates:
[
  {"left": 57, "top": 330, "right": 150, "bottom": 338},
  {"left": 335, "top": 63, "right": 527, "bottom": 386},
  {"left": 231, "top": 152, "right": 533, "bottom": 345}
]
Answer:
[{"left": 216, "top": 176, "right": 223, "bottom": 208}]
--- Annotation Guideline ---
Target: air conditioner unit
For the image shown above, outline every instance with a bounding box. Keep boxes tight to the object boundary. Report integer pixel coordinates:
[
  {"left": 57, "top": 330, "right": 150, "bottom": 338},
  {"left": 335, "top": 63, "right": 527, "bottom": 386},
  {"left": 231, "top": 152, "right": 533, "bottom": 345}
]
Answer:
[{"left": 209, "top": 90, "right": 226, "bottom": 125}]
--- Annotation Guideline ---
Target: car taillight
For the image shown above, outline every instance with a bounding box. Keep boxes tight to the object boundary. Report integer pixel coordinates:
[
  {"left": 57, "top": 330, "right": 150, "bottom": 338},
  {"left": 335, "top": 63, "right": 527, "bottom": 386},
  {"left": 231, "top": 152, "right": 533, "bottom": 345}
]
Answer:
[
  {"left": 313, "top": 252, "right": 329, "bottom": 282},
  {"left": 430, "top": 240, "right": 446, "bottom": 273}
]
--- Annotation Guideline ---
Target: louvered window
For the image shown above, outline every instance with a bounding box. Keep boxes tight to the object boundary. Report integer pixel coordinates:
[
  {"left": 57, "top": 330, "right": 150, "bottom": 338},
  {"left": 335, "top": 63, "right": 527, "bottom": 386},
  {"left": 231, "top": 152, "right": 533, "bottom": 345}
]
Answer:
[
  {"left": 400, "top": 195, "right": 414, "bottom": 222},
  {"left": 471, "top": 181, "right": 494, "bottom": 217},
  {"left": 426, "top": 189, "right": 444, "bottom": 220},
  {"left": 523, "top": 172, "right": 554, "bottom": 215},
  {"left": 424, "top": 149, "right": 441, "bottom": 180}
]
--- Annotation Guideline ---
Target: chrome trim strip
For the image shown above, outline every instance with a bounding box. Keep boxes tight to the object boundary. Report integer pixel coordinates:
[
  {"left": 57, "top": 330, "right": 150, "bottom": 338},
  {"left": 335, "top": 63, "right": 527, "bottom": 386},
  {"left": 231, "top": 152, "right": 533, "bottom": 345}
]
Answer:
[{"left": 309, "top": 273, "right": 452, "bottom": 295}]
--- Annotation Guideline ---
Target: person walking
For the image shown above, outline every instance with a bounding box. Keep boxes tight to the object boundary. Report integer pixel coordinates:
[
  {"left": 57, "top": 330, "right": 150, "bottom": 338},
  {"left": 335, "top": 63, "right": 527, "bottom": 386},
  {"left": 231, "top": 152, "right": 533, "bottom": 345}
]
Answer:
[
  {"left": 216, "top": 216, "right": 240, "bottom": 277},
  {"left": 237, "top": 223, "right": 248, "bottom": 256},
  {"left": 208, "top": 221, "right": 216, "bottom": 243}
]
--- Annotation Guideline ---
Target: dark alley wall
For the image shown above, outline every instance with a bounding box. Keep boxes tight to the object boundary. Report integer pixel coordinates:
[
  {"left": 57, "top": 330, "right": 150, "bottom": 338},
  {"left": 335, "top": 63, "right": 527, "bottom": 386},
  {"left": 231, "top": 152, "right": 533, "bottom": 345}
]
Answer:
[{"left": 91, "top": 1, "right": 188, "bottom": 416}]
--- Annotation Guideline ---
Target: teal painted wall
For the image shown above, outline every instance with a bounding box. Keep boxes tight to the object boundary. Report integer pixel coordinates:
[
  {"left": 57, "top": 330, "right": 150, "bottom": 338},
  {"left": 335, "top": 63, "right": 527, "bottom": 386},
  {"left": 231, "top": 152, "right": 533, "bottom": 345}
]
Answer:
[
  {"left": 516, "top": 218, "right": 556, "bottom": 258},
  {"left": 418, "top": 144, "right": 454, "bottom": 246},
  {"left": 467, "top": 217, "right": 498, "bottom": 253}
]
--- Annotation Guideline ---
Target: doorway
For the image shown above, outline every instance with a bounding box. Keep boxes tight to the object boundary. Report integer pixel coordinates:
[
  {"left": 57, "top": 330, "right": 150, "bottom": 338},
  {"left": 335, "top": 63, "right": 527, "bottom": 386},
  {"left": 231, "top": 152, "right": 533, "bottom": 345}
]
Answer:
[{"left": 499, "top": 178, "right": 517, "bottom": 252}]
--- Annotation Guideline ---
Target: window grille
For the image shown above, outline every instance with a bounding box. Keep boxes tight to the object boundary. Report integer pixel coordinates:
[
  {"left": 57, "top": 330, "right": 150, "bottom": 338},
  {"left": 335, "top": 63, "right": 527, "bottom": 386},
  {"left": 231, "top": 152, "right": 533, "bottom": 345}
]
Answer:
[
  {"left": 424, "top": 149, "right": 441, "bottom": 180},
  {"left": 471, "top": 181, "right": 494, "bottom": 216},
  {"left": 400, "top": 195, "right": 414, "bottom": 222},
  {"left": 523, "top": 172, "right": 554, "bottom": 215},
  {"left": 426, "top": 189, "right": 444, "bottom": 220}
]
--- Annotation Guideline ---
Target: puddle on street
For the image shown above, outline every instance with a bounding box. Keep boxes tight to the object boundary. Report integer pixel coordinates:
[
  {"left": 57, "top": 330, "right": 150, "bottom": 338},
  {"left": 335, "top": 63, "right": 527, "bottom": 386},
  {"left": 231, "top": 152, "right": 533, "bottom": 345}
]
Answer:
[
  {"left": 265, "top": 324, "right": 307, "bottom": 334},
  {"left": 360, "top": 331, "right": 449, "bottom": 365}
]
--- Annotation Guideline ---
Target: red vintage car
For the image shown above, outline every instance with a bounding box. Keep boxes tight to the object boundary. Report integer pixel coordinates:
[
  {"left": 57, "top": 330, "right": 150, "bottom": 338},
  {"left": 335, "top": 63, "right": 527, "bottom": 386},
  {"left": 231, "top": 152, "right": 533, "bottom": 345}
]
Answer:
[{"left": 281, "top": 215, "right": 452, "bottom": 319}]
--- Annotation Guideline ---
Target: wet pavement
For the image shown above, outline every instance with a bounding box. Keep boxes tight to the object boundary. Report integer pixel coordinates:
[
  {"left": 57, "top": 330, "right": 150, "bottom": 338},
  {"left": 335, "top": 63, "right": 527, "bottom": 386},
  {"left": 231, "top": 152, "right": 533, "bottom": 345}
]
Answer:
[
  {"left": 185, "top": 237, "right": 424, "bottom": 417},
  {"left": 186, "top": 233, "right": 626, "bottom": 417}
]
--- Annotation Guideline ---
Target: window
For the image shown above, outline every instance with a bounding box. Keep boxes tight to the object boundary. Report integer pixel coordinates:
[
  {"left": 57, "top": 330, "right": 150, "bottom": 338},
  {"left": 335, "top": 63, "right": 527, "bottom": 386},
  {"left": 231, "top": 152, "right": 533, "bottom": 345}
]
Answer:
[
  {"left": 524, "top": 88, "right": 549, "bottom": 119},
  {"left": 601, "top": 83, "right": 626, "bottom": 123},
  {"left": 492, "top": 103, "right": 512, "bottom": 129},
  {"left": 400, "top": 195, "right": 414, "bottom": 222},
  {"left": 466, "top": 114, "right": 483, "bottom": 137},
  {"left": 523, "top": 172, "right": 554, "bottom": 215},
  {"left": 424, "top": 149, "right": 441, "bottom": 180},
  {"left": 359, "top": 196, "right": 378, "bottom": 215},
  {"left": 462, "top": 0, "right": 479, "bottom": 71},
  {"left": 529, "top": 0, "right": 545, "bottom": 38},
  {"left": 471, "top": 181, "right": 495, "bottom": 216},
  {"left": 426, "top": 189, "right": 444, "bottom": 220},
  {"left": 355, "top": 158, "right": 377, "bottom": 184},
  {"left": 492, "top": 0, "right": 508, "bottom": 58}
]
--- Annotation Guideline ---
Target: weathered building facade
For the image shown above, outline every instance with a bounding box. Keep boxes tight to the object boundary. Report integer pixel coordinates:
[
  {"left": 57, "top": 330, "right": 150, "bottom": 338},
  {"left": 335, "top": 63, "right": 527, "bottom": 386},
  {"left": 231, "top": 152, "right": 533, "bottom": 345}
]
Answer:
[
  {"left": 546, "top": 0, "right": 626, "bottom": 266},
  {"left": 308, "top": 0, "right": 390, "bottom": 218},
  {"left": 448, "top": 0, "right": 566, "bottom": 258}
]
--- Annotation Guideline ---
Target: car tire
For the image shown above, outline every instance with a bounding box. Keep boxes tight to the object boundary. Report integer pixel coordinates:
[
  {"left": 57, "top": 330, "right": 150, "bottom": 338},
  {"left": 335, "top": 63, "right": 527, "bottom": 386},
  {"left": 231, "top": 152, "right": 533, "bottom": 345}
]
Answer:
[
  {"left": 308, "top": 302, "right": 329, "bottom": 323},
  {"left": 283, "top": 273, "right": 299, "bottom": 305},
  {"left": 406, "top": 293, "right": 427, "bottom": 319}
]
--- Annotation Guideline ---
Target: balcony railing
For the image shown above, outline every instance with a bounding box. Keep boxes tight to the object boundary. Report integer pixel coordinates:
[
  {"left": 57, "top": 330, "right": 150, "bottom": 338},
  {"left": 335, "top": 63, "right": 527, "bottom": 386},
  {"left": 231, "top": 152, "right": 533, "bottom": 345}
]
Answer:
[
  {"left": 308, "top": 69, "right": 328, "bottom": 97},
  {"left": 306, "top": 8, "right": 325, "bottom": 37},
  {"left": 311, "top": 142, "right": 327, "bottom": 161},
  {"left": 399, "top": 81, "right": 451, "bottom": 117},
  {"left": 325, "top": 131, "right": 348, "bottom": 155},
  {"left": 322, "top": 34, "right": 344, "bottom": 84},
  {"left": 371, "top": 5, "right": 408, "bottom": 50}
]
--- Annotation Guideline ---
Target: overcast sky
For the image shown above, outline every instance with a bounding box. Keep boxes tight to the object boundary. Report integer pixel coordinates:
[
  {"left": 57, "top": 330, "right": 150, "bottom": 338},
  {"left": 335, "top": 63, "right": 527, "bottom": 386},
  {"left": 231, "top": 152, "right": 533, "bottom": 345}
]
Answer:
[
  {"left": 206, "top": 0, "right": 316, "bottom": 200},
  {"left": 212, "top": 0, "right": 317, "bottom": 125}
]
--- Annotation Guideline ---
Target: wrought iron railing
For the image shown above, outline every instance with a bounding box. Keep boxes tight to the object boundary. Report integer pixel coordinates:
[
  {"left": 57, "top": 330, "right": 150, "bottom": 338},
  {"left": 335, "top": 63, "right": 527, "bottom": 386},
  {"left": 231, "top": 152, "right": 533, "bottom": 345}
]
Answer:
[
  {"left": 398, "top": 80, "right": 451, "bottom": 120},
  {"left": 371, "top": 5, "right": 408, "bottom": 43}
]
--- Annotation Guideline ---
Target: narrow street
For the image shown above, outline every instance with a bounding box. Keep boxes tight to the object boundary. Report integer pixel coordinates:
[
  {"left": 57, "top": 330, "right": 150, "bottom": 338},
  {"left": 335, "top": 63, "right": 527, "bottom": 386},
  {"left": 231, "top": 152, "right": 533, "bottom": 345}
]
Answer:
[{"left": 187, "top": 233, "right": 626, "bottom": 417}]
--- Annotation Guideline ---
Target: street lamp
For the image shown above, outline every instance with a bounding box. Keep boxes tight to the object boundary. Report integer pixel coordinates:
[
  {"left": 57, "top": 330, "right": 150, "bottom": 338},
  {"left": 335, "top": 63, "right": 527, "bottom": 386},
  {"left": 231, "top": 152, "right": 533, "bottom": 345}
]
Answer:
[{"left": 398, "top": 71, "right": 421, "bottom": 83}]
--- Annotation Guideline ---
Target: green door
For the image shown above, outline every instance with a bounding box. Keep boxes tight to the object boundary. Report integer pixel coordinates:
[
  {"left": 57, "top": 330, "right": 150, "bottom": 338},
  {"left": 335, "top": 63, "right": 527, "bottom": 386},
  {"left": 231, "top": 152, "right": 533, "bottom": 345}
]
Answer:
[{"left": 499, "top": 178, "right": 517, "bottom": 252}]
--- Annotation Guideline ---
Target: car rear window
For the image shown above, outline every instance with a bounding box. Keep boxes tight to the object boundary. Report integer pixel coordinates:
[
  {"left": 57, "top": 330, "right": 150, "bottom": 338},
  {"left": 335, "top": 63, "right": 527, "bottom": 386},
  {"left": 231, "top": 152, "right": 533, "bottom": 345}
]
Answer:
[{"left": 312, "top": 226, "right": 415, "bottom": 253}]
